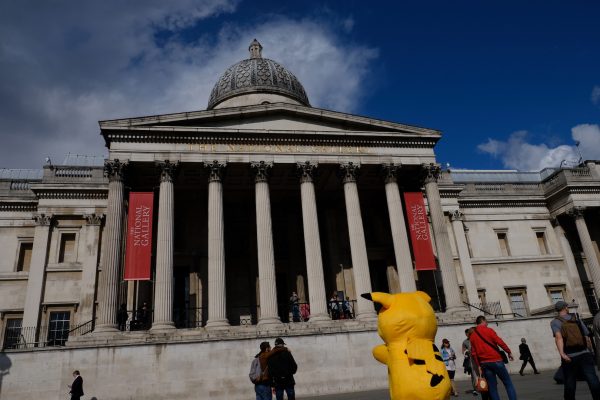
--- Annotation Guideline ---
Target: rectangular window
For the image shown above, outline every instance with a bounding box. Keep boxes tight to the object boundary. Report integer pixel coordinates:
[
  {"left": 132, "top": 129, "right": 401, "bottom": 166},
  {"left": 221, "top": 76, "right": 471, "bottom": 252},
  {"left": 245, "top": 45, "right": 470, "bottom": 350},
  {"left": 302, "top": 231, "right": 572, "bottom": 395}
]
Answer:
[
  {"left": 536, "top": 231, "right": 549, "bottom": 255},
  {"left": 3, "top": 318, "right": 23, "bottom": 350},
  {"left": 47, "top": 311, "right": 70, "bottom": 346},
  {"left": 546, "top": 285, "right": 566, "bottom": 304},
  {"left": 16, "top": 242, "right": 33, "bottom": 272},
  {"left": 459, "top": 286, "right": 468, "bottom": 304},
  {"left": 497, "top": 232, "right": 510, "bottom": 257},
  {"left": 477, "top": 289, "right": 487, "bottom": 305},
  {"left": 58, "top": 233, "right": 76, "bottom": 263},
  {"left": 507, "top": 289, "right": 528, "bottom": 317}
]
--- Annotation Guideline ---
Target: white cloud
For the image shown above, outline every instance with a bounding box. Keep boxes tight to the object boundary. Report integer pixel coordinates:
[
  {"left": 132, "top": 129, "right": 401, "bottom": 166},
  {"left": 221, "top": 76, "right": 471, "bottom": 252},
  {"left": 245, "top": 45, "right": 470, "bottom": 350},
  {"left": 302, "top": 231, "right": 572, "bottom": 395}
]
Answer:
[
  {"left": 0, "top": 3, "right": 377, "bottom": 168},
  {"left": 592, "top": 86, "right": 600, "bottom": 107},
  {"left": 477, "top": 126, "right": 600, "bottom": 171}
]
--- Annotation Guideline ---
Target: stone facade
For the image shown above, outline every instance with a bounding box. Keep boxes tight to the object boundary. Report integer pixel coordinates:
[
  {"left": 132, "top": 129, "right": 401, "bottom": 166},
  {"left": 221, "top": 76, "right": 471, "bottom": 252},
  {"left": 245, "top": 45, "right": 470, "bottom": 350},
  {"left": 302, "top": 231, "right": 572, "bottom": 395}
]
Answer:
[{"left": 1, "top": 41, "right": 600, "bottom": 398}]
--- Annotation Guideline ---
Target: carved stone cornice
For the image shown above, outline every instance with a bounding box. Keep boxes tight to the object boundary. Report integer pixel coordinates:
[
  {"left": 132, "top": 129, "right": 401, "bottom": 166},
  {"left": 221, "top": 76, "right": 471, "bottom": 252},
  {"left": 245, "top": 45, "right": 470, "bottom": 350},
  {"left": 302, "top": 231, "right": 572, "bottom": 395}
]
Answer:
[
  {"left": 340, "top": 162, "right": 360, "bottom": 184},
  {"left": 35, "top": 190, "right": 108, "bottom": 200},
  {"left": 567, "top": 206, "right": 586, "bottom": 220},
  {"left": 250, "top": 161, "right": 272, "bottom": 183},
  {"left": 204, "top": 160, "right": 226, "bottom": 183},
  {"left": 33, "top": 213, "right": 53, "bottom": 226},
  {"left": 381, "top": 163, "right": 400, "bottom": 184},
  {"left": 297, "top": 161, "right": 317, "bottom": 183},
  {"left": 103, "top": 159, "right": 128, "bottom": 182},
  {"left": 450, "top": 210, "right": 463, "bottom": 222},
  {"left": 156, "top": 160, "right": 179, "bottom": 183},
  {"left": 421, "top": 163, "right": 441, "bottom": 184},
  {"left": 84, "top": 213, "right": 104, "bottom": 226}
]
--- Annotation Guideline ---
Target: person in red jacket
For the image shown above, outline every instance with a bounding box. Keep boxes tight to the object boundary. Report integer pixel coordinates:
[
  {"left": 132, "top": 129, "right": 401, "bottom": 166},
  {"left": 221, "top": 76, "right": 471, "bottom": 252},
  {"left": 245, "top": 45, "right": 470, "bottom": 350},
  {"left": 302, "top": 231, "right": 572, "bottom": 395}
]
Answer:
[{"left": 470, "top": 316, "right": 517, "bottom": 400}]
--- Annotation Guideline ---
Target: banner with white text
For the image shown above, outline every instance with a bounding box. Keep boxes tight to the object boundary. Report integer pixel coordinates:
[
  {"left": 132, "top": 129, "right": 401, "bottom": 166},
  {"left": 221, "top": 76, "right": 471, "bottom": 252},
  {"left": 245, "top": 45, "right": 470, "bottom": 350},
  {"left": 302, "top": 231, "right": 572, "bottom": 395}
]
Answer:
[
  {"left": 403, "top": 192, "right": 437, "bottom": 271},
  {"left": 124, "top": 192, "right": 154, "bottom": 280}
]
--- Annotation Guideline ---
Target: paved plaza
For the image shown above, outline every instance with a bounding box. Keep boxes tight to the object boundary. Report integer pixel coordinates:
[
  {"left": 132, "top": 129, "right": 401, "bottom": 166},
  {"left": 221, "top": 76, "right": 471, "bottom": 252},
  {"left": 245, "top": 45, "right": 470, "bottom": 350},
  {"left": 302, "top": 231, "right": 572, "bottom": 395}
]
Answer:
[{"left": 303, "top": 370, "right": 593, "bottom": 400}]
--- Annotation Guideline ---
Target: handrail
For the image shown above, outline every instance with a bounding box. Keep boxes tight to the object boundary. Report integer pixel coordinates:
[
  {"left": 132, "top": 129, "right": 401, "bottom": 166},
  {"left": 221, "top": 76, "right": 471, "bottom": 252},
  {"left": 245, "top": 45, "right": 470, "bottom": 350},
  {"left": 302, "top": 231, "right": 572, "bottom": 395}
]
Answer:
[{"left": 67, "top": 319, "right": 95, "bottom": 336}]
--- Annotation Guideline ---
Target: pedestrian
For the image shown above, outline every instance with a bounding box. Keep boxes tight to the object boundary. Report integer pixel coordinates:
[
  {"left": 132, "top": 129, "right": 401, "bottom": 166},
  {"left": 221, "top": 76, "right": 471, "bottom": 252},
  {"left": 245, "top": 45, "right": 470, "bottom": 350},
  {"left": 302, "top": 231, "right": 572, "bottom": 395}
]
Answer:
[
  {"left": 68, "top": 370, "right": 84, "bottom": 400},
  {"left": 551, "top": 300, "right": 600, "bottom": 400},
  {"left": 518, "top": 338, "right": 539, "bottom": 376},
  {"left": 465, "top": 327, "right": 490, "bottom": 399},
  {"left": 117, "top": 303, "right": 128, "bottom": 331},
  {"left": 441, "top": 338, "right": 458, "bottom": 397},
  {"left": 470, "top": 315, "right": 517, "bottom": 400},
  {"left": 267, "top": 337, "right": 297, "bottom": 400},
  {"left": 343, "top": 297, "right": 353, "bottom": 319},
  {"left": 249, "top": 341, "right": 272, "bottom": 400},
  {"left": 289, "top": 292, "right": 300, "bottom": 322},
  {"left": 329, "top": 292, "right": 339, "bottom": 320}
]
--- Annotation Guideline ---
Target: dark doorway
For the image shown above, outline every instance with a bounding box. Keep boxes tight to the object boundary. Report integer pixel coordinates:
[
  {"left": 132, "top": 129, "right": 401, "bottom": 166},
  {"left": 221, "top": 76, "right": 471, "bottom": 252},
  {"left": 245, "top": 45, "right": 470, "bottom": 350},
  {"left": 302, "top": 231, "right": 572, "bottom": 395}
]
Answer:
[
  {"left": 369, "top": 259, "right": 390, "bottom": 294},
  {"left": 173, "top": 266, "right": 190, "bottom": 328}
]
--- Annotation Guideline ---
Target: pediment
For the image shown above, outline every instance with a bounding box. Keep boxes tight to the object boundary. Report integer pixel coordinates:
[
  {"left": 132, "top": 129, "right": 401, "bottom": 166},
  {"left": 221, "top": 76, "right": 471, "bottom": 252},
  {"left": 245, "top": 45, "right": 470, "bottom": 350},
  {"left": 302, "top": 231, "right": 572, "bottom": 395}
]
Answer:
[{"left": 100, "top": 103, "right": 440, "bottom": 138}]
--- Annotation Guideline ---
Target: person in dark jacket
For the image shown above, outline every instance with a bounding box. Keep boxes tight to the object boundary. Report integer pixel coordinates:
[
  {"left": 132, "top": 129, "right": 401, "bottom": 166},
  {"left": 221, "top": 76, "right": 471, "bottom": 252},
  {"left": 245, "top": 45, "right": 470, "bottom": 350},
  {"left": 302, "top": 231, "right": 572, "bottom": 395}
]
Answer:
[
  {"left": 68, "top": 370, "right": 84, "bottom": 400},
  {"left": 117, "top": 303, "right": 128, "bottom": 331},
  {"left": 267, "top": 337, "right": 297, "bottom": 400},
  {"left": 518, "top": 338, "right": 540, "bottom": 375}
]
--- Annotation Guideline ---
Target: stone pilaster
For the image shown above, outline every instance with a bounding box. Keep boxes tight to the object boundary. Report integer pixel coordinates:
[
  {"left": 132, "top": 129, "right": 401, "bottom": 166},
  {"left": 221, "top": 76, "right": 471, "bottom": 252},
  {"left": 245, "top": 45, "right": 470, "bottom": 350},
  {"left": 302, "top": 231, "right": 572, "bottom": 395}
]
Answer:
[
  {"left": 297, "top": 162, "right": 329, "bottom": 322},
  {"left": 204, "top": 161, "right": 229, "bottom": 328},
  {"left": 568, "top": 207, "right": 600, "bottom": 302},
  {"left": 450, "top": 210, "right": 479, "bottom": 306},
  {"left": 551, "top": 218, "right": 590, "bottom": 315},
  {"left": 22, "top": 213, "right": 53, "bottom": 339},
  {"left": 79, "top": 214, "right": 103, "bottom": 324},
  {"left": 422, "top": 163, "right": 465, "bottom": 313},
  {"left": 95, "top": 159, "right": 127, "bottom": 333},
  {"left": 382, "top": 163, "right": 416, "bottom": 292},
  {"left": 340, "top": 162, "right": 376, "bottom": 320},
  {"left": 151, "top": 160, "right": 178, "bottom": 331},
  {"left": 251, "top": 161, "right": 281, "bottom": 325}
]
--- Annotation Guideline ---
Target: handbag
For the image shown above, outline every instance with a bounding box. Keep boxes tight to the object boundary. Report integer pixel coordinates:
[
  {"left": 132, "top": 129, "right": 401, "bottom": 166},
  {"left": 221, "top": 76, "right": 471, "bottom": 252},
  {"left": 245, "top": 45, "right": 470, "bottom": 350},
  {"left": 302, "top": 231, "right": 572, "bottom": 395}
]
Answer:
[
  {"left": 474, "top": 329, "right": 509, "bottom": 364},
  {"left": 475, "top": 377, "right": 489, "bottom": 392}
]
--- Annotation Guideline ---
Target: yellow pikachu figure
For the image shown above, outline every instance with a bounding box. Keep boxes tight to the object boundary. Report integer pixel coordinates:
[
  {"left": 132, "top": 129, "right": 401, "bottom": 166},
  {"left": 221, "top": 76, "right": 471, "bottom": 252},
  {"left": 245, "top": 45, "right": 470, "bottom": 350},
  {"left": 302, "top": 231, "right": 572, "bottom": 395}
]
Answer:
[{"left": 361, "top": 291, "right": 451, "bottom": 400}]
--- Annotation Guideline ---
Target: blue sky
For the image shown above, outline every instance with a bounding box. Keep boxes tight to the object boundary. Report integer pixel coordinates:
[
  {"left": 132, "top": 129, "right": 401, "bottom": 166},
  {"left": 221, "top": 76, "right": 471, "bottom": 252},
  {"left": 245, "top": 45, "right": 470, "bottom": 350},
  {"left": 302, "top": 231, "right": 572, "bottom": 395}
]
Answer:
[{"left": 0, "top": 1, "right": 599, "bottom": 170}]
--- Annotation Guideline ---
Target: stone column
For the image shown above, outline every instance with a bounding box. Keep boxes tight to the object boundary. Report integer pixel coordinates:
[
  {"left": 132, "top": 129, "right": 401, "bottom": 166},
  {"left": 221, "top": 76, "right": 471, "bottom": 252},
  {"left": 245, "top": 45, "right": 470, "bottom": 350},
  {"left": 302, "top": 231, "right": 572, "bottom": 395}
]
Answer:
[
  {"left": 450, "top": 210, "right": 479, "bottom": 306},
  {"left": 151, "top": 161, "right": 178, "bottom": 331},
  {"left": 297, "top": 162, "right": 329, "bottom": 322},
  {"left": 568, "top": 207, "right": 600, "bottom": 302},
  {"left": 95, "top": 160, "right": 127, "bottom": 333},
  {"left": 340, "top": 162, "right": 376, "bottom": 320},
  {"left": 382, "top": 163, "right": 416, "bottom": 292},
  {"left": 251, "top": 161, "right": 281, "bottom": 325},
  {"left": 205, "top": 161, "right": 229, "bottom": 328},
  {"left": 79, "top": 214, "right": 103, "bottom": 324},
  {"left": 422, "top": 164, "right": 465, "bottom": 313},
  {"left": 552, "top": 217, "right": 590, "bottom": 315},
  {"left": 22, "top": 213, "right": 53, "bottom": 342}
]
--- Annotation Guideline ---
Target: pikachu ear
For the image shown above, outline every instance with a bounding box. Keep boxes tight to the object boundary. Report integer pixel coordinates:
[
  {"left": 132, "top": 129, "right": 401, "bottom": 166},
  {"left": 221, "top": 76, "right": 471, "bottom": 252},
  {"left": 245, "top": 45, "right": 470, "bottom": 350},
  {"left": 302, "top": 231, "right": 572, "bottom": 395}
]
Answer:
[
  {"left": 415, "top": 291, "right": 431, "bottom": 303},
  {"left": 369, "top": 292, "right": 394, "bottom": 308}
]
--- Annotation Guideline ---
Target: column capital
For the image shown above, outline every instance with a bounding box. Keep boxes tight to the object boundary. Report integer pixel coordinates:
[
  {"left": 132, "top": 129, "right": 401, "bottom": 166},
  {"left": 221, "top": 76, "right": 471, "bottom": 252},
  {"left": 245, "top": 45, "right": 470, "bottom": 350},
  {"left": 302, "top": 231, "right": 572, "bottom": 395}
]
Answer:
[
  {"left": 156, "top": 160, "right": 179, "bottom": 183},
  {"left": 450, "top": 210, "right": 463, "bottom": 222},
  {"left": 421, "top": 163, "right": 441, "bottom": 184},
  {"left": 567, "top": 206, "right": 586, "bottom": 220},
  {"left": 103, "top": 159, "right": 128, "bottom": 182},
  {"left": 340, "top": 162, "right": 360, "bottom": 183},
  {"left": 250, "top": 161, "right": 272, "bottom": 183},
  {"left": 297, "top": 161, "right": 318, "bottom": 183},
  {"left": 204, "top": 160, "right": 227, "bottom": 182},
  {"left": 33, "top": 213, "right": 53, "bottom": 226},
  {"left": 84, "top": 213, "right": 104, "bottom": 226},
  {"left": 381, "top": 163, "right": 401, "bottom": 184},
  {"left": 550, "top": 217, "right": 562, "bottom": 228}
]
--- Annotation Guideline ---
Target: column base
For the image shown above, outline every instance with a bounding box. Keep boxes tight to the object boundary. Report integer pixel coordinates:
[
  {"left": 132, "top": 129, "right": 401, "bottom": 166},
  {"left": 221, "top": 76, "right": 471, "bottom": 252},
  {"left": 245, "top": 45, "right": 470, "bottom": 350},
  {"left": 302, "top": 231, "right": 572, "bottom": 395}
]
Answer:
[
  {"left": 92, "top": 324, "right": 119, "bottom": 335},
  {"left": 205, "top": 319, "right": 230, "bottom": 329},
  {"left": 355, "top": 311, "right": 378, "bottom": 322},
  {"left": 307, "top": 313, "right": 331, "bottom": 324},
  {"left": 257, "top": 317, "right": 282, "bottom": 326},
  {"left": 443, "top": 306, "right": 473, "bottom": 321},
  {"left": 150, "top": 322, "right": 176, "bottom": 332}
]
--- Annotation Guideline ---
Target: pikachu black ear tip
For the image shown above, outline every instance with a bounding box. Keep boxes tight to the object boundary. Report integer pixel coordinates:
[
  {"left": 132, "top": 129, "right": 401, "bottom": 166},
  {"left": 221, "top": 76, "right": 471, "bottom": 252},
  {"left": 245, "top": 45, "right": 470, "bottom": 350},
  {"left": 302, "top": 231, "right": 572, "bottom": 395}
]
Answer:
[{"left": 361, "top": 293, "right": 372, "bottom": 301}]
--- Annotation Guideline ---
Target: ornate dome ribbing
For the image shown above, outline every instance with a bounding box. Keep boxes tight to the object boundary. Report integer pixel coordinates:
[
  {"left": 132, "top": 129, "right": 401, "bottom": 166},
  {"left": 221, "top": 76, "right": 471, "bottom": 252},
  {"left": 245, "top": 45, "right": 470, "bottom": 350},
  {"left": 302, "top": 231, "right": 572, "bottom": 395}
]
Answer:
[{"left": 207, "top": 39, "right": 310, "bottom": 109}]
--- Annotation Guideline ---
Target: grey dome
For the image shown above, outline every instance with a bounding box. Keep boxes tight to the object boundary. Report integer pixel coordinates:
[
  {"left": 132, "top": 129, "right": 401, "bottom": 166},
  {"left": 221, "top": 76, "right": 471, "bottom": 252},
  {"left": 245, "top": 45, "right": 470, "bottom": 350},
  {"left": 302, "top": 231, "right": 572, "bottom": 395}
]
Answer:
[{"left": 207, "top": 40, "right": 310, "bottom": 109}]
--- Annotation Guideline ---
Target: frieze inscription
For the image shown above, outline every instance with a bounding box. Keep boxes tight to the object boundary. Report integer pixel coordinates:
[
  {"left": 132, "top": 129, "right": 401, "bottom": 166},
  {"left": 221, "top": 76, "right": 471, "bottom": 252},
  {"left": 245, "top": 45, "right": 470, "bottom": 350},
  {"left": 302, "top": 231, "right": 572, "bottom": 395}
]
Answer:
[{"left": 187, "top": 143, "right": 370, "bottom": 154}]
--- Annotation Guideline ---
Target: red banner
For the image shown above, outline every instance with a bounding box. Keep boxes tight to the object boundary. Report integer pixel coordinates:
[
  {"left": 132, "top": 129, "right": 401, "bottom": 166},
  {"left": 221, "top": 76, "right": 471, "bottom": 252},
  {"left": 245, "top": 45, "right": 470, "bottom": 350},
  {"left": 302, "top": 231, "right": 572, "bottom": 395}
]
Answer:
[
  {"left": 403, "top": 192, "right": 437, "bottom": 271},
  {"left": 124, "top": 192, "right": 154, "bottom": 280}
]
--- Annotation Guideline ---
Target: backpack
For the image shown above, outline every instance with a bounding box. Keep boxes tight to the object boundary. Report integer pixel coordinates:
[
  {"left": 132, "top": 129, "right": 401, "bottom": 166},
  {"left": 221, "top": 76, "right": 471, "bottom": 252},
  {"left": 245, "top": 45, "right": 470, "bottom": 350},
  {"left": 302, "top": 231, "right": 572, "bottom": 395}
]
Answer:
[
  {"left": 249, "top": 357, "right": 261, "bottom": 383},
  {"left": 557, "top": 314, "right": 586, "bottom": 352}
]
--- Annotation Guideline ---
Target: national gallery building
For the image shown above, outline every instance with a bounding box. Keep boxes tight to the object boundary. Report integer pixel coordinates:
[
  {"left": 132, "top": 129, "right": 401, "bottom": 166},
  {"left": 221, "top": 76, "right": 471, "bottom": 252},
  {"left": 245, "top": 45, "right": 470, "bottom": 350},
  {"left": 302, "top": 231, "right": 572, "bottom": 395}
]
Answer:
[{"left": 1, "top": 41, "right": 600, "bottom": 399}]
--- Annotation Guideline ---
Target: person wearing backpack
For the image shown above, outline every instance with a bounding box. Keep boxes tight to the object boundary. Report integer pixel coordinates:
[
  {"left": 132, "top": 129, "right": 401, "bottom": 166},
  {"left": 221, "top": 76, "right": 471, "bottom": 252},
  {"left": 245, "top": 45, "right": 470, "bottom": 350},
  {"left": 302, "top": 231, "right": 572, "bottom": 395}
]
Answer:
[
  {"left": 249, "top": 341, "right": 272, "bottom": 400},
  {"left": 551, "top": 300, "right": 600, "bottom": 400},
  {"left": 267, "top": 337, "right": 297, "bottom": 400}
]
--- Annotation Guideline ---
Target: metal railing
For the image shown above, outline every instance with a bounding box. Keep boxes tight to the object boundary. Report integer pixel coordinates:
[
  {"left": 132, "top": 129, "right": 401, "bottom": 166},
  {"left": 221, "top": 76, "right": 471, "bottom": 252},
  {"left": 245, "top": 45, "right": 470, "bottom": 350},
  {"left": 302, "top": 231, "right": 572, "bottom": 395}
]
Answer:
[
  {"left": 327, "top": 300, "right": 356, "bottom": 320},
  {"left": 464, "top": 301, "right": 504, "bottom": 319},
  {"left": 68, "top": 319, "right": 95, "bottom": 336}
]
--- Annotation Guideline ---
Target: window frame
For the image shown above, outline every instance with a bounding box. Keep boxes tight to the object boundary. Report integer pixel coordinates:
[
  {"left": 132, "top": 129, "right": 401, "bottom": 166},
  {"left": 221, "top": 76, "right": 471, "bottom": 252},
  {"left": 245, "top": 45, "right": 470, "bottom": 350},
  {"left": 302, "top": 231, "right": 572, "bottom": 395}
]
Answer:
[
  {"left": 14, "top": 237, "right": 34, "bottom": 272},
  {"left": 534, "top": 229, "right": 550, "bottom": 255},
  {"left": 1, "top": 315, "right": 23, "bottom": 350},
  {"left": 494, "top": 229, "right": 511, "bottom": 257},
  {"left": 545, "top": 284, "right": 567, "bottom": 305},
  {"left": 505, "top": 287, "right": 529, "bottom": 318},
  {"left": 55, "top": 229, "right": 80, "bottom": 264},
  {"left": 43, "top": 307, "right": 73, "bottom": 347}
]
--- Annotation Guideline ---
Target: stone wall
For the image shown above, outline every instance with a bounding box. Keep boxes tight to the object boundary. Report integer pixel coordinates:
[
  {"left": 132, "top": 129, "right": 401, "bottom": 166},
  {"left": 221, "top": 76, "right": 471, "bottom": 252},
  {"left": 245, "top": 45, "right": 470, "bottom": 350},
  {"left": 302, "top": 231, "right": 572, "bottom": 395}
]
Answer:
[{"left": 0, "top": 317, "right": 561, "bottom": 400}]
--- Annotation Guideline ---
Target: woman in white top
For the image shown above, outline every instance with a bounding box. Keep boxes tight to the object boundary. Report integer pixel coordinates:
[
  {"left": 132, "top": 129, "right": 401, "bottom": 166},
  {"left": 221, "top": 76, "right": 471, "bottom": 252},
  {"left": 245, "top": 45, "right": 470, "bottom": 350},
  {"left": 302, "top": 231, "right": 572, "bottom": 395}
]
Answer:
[{"left": 441, "top": 338, "right": 458, "bottom": 397}]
